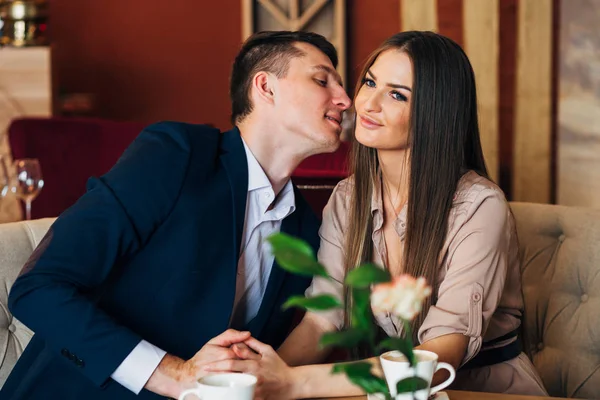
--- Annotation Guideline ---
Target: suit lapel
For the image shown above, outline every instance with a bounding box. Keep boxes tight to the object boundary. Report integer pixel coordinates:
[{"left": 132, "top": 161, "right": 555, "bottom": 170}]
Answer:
[{"left": 219, "top": 127, "right": 248, "bottom": 270}]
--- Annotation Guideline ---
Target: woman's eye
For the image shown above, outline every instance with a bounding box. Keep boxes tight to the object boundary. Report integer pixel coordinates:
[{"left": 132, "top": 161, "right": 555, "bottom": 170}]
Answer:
[
  {"left": 316, "top": 79, "right": 327, "bottom": 87},
  {"left": 391, "top": 91, "right": 408, "bottom": 102},
  {"left": 363, "top": 78, "right": 376, "bottom": 88}
]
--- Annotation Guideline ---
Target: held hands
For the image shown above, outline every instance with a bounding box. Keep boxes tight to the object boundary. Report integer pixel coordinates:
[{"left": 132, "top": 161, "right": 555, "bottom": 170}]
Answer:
[
  {"left": 204, "top": 337, "right": 296, "bottom": 400},
  {"left": 146, "top": 329, "right": 260, "bottom": 398}
]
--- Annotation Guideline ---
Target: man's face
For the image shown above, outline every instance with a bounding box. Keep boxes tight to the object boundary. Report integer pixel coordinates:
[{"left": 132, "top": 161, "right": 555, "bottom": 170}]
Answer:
[{"left": 272, "top": 42, "right": 352, "bottom": 153}]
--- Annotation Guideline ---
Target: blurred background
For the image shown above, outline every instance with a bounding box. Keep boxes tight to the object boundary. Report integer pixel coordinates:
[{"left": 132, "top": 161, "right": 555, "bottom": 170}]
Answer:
[{"left": 0, "top": 0, "right": 598, "bottom": 222}]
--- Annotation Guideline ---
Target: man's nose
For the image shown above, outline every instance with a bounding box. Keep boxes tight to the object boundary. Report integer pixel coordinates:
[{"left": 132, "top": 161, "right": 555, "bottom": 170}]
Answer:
[{"left": 334, "top": 88, "right": 352, "bottom": 111}]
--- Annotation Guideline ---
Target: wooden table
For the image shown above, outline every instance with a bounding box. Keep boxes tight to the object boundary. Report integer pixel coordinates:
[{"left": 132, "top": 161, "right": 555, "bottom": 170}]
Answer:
[{"left": 316, "top": 390, "right": 568, "bottom": 400}]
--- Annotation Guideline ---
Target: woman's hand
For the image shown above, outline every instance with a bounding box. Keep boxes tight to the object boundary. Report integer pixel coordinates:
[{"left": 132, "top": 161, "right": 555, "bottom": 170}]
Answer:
[
  {"left": 204, "top": 337, "right": 297, "bottom": 400},
  {"left": 145, "top": 329, "right": 252, "bottom": 398}
]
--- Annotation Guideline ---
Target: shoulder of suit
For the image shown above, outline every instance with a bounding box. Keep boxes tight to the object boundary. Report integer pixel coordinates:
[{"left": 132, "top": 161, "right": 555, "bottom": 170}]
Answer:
[
  {"left": 138, "top": 121, "right": 222, "bottom": 154},
  {"left": 143, "top": 121, "right": 221, "bottom": 139}
]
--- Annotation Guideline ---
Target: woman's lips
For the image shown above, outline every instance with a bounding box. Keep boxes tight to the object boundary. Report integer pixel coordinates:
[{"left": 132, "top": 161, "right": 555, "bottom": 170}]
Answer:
[{"left": 359, "top": 115, "right": 383, "bottom": 129}]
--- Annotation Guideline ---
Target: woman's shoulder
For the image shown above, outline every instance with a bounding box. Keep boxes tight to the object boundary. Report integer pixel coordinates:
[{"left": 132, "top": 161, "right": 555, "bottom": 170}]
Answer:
[
  {"left": 330, "top": 175, "right": 355, "bottom": 204},
  {"left": 321, "top": 176, "right": 357, "bottom": 224},
  {"left": 452, "top": 170, "right": 510, "bottom": 223},
  {"left": 454, "top": 170, "right": 507, "bottom": 206}
]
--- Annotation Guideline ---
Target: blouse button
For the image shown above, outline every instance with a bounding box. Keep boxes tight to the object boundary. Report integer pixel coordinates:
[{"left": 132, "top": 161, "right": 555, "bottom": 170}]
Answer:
[
  {"left": 472, "top": 293, "right": 481, "bottom": 302},
  {"left": 581, "top": 294, "right": 589, "bottom": 303}
]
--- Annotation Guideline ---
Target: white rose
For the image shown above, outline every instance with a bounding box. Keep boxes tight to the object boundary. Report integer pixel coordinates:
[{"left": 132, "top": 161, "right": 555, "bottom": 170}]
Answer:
[{"left": 371, "top": 275, "right": 432, "bottom": 321}]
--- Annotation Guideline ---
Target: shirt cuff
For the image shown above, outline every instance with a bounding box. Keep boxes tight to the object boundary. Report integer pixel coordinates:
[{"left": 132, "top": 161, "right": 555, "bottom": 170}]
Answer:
[{"left": 110, "top": 340, "right": 167, "bottom": 394}]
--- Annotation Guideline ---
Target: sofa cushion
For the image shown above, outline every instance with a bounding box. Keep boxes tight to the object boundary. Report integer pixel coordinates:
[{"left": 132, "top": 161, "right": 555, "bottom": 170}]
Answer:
[
  {"left": 511, "top": 202, "right": 600, "bottom": 399},
  {"left": 0, "top": 218, "right": 55, "bottom": 387}
]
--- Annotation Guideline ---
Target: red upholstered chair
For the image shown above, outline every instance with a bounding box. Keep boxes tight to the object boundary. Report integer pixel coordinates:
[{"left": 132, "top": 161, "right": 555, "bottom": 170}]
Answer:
[
  {"left": 8, "top": 117, "right": 145, "bottom": 219},
  {"left": 292, "top": 141, "right": 351, "bottom": 218},
  {"left": 8, "top": 117, "right": 351, "bottom": 219}
]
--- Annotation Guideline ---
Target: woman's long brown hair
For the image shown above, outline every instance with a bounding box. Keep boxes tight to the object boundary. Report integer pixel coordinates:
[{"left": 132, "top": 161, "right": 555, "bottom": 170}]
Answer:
[{"left": 343, "top": 31, "right": 490, "bottom": 346}]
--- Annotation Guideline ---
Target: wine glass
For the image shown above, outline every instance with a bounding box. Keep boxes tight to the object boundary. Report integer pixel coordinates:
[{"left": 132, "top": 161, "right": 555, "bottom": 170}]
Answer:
[{"left": 11, "top": 158, "right": 44, "bottom": 220}]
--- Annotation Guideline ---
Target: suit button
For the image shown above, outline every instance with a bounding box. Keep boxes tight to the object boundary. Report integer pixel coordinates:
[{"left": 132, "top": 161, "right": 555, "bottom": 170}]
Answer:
[
  {"left": 61, "top": 348, "right": 70, "bottom": 357},
  {"left": 75, "top": 358, "right": 85, "bottom": 368}
]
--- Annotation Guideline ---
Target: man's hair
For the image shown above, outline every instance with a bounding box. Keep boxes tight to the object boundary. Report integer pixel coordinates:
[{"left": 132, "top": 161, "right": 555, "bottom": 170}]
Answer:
[{"left": 229, "top": 31, "right": 338, "bottom": 125}]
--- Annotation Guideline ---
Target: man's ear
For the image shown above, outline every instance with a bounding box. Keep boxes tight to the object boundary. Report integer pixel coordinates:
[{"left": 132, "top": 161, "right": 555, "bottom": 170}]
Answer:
[{"left": 252, "top": 71, "right": 275, "bottom": 106}]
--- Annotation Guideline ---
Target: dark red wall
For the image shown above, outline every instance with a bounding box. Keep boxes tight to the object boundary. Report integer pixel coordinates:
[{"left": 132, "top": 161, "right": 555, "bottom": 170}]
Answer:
[
  {"left": 49, "top": 0, "right": 242, "bottom": 128},
  {"left": 48, "top": 1, "right": 558, "bottom": 201}
]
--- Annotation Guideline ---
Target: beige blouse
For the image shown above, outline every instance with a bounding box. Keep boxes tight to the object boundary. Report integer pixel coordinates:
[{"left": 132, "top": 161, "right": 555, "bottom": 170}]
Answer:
[{"left": 306, "top": 171, "right": 548, "bottom": 395}]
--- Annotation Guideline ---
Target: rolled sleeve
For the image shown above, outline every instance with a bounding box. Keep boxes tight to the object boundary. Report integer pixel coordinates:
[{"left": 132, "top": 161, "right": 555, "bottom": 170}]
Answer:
[
  {"left": 418, "top": 190, "right": 511, "bottom": 366},
  {"left": 304, "top": 181, "right": 350, "bottom": 330}
]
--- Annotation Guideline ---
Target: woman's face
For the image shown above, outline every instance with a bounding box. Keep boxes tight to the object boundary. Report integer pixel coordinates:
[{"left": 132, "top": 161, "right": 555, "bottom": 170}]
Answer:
[{"left": 354, "top": 49, "right": 413, "bottom": 151}]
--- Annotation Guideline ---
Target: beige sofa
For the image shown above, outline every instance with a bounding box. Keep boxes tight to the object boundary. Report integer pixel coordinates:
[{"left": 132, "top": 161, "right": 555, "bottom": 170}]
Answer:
[
  {"left": 0, "top": 217, "right": 54, "bottom": 386},
  {"left": 0, "top": 204, "right": 599, "bottom": 397},
  {"left": 511, "top": 202, "right": 600, "bottom": 399}
]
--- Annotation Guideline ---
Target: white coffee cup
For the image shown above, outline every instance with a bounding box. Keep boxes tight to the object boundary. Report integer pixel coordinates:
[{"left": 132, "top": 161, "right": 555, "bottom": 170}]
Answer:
[
  {"left": 380, "top": 349, "right": 455, "bottom": 400},
  {"left": 178, "top": 373, "right": 257, "bottom": 400}
]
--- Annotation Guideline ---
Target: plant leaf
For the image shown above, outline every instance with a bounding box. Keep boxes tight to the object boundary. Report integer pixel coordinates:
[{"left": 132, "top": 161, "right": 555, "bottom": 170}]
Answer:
[
  {"left": 376, "top": 338, "right": 416, "bottom": 366},
  {"left": 345, "top": 263, "right": 391, "bottom": 288},
  {"left": 332, "top": 362, "right": 389, "bottom": 394},
  {"left": 395, "top": 377, "right": 429, "bottom": 394},
  {"left": 267, "top": 233, "right": 328, "bottom": 278},
  {"left": 282, "top": 295, "right": 342, "bottom": 311},
  {"left": 351, "top": 287, "right": 373, "bottom": 332},
  {"left": 319, "top": 328, "right": 367, "bottom": 349}
]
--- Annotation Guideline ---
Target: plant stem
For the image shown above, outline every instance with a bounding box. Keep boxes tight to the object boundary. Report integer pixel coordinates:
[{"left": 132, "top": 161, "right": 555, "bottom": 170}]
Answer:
[{"left": 402, "top": 320, "right": 416, "bottom": 366}]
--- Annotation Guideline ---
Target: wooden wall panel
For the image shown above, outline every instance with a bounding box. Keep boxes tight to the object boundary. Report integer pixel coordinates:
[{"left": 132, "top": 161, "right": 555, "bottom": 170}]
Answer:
[
  {"left": 463, "top": 0, "right": 500, "bottom": 181},
  {"left": 401, "top": 0, "right": 438, "bottom": 32},
  {"left": 513, "top": 0, "right": 553, "bottom": 202}
]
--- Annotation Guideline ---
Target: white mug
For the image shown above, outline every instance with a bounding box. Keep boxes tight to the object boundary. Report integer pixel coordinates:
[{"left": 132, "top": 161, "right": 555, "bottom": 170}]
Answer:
[
  {"left": 178, "top": 373, "right": 257, "bottom": 400},
  {"left": 380, "top": 349, "right": 455, "bottom": 400}
]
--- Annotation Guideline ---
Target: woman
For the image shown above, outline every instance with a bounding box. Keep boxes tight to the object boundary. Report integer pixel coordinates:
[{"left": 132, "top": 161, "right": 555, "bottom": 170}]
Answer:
[{"left": 205, "top": 31, "right": 548, "bottom": 399}]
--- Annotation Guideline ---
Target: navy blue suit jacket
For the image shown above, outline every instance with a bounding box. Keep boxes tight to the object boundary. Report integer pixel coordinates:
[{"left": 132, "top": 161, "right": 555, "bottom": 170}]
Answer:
[{"left": 1, "top": 123, "right": 319, "bottom": 399}]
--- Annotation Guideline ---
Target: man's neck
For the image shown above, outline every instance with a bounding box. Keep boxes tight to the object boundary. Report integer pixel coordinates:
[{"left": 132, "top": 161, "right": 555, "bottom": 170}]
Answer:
[{"left": 237, "top": 119, "right": 307, "bottom": 196}]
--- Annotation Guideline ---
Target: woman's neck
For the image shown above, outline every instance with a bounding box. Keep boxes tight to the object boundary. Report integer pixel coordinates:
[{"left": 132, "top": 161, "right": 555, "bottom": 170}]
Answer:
[{"left": 378, "top": 149, "right": 410, "bottom": 211}]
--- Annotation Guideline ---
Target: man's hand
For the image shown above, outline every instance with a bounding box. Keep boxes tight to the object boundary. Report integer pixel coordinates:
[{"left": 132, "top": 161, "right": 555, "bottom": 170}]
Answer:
[
  {"left": 144, "top": 329, "right": 252, "bottom": 398},
  {"left": 231, "top": 342, "right": 261, "bottom": 361},
  {"left": 204, "top": 337, "right": 296, "bottom": 400}
]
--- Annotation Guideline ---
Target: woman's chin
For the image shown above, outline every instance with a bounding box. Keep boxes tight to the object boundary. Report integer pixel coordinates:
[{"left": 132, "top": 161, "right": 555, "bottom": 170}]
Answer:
[{"left": 355, "top": 130, "right": 382, "bottom": 149}]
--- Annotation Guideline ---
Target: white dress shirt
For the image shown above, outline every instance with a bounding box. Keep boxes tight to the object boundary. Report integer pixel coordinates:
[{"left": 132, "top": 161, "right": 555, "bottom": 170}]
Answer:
[{"left": 111, "top": 138, "right": 295, "bottom": 394}]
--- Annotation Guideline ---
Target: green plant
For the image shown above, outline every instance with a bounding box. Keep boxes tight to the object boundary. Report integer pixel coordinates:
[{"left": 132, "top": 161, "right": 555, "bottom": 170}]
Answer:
[{"left": 268, "top": 233, "right": 431, "bottom": 399}]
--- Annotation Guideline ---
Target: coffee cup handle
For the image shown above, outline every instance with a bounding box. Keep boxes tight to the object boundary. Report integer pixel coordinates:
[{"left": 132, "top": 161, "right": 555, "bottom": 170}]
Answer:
[
  {"left": 178, "top": 388, "right": 203, "bottom": 400},
  {"left": 429, "top": 362, "right": 456, "bottom": 395}
]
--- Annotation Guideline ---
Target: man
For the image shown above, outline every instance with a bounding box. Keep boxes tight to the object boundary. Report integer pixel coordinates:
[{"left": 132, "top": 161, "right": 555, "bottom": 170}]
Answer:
[{"left": 1, "top": 31, "right": 351, "bottom": 399}]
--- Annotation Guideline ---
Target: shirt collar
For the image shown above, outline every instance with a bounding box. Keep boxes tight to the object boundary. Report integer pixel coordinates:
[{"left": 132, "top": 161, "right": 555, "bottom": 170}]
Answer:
[
  {"left": 241, "top": 138, "right": 295, "bottom": 214},
  {"left": 242, "top": 138, "right": 272, "bottom": 192},
  {"left": 370, "top": 170, "right": 479, "bottom": 238},
  {"left": 371, "top": 173, "right": 383, "bottom": 214}
]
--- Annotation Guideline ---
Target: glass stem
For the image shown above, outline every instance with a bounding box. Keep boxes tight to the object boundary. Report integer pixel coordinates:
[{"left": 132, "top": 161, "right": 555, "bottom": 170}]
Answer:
[{"left": 25, "top": 199, "right": 32, "bottom": 220}]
